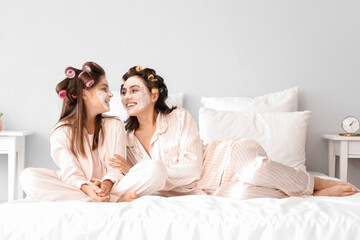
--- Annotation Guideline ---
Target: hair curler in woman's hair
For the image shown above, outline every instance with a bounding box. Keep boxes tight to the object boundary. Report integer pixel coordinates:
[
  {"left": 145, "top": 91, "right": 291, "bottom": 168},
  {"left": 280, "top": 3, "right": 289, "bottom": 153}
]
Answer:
[
  {"left": 148, "top": 74, "right": 154, "bottom": 81},
  {"left": 121, "top": 65, "right": 176, "bottom": 131}
]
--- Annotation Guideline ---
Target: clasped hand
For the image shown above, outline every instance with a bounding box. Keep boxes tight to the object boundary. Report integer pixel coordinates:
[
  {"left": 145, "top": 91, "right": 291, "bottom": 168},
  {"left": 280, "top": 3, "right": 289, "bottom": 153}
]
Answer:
[{"left": 81, "top": 179, "right": 114, "bottom": 202}]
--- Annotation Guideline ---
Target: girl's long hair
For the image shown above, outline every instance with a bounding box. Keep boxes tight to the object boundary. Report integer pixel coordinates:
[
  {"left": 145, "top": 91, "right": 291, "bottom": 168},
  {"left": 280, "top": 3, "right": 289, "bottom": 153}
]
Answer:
[
  {"left": 121, "top": 66, "right": 176, "bottom": 132},
  {"left": 54, "top": 62, "right": 107, "bottom": 158}
]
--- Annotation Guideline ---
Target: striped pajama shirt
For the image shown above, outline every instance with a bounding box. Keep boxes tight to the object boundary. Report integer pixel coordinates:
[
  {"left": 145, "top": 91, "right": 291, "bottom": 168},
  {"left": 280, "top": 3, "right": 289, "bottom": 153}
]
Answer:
[{"left": 126, "top": 108, "right": 314, "bottom": 199}]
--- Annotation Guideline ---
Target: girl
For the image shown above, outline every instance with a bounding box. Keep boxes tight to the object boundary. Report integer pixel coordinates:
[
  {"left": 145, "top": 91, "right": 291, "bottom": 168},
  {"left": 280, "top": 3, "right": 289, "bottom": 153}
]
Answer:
[
  {"left": 110, "top": 66, "right": 358, "bottom": 199},
  {"left": 20, "top": 62, "right": 166, "bottom": 202}
]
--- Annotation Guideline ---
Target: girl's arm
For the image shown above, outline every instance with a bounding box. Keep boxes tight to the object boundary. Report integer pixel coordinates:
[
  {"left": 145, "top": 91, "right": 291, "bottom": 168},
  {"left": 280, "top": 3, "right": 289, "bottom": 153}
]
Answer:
[
  {"left": 50, "top": 126, "right": 89, "bottom": 189},
  {"left": 162, "top": 109, "right": 203, "bottom": 191},
  {"left": 51, "top": 126, "right": 109, "bottom": 202}
]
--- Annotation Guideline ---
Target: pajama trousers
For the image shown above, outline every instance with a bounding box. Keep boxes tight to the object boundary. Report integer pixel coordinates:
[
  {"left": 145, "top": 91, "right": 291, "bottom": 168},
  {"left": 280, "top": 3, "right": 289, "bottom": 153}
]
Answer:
[
  {"left": 20, "top": 160, "right": 167, "bottom": 202},
  {"left": 197, "top": 138, "right": 314, "bottom": 199}
]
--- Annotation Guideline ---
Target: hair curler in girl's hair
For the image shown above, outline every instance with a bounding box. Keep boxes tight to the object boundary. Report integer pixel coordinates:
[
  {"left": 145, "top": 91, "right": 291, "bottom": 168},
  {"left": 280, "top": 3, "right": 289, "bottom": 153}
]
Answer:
[
  {"left": 58, "top": 90, "right": 66, "bottom": 99},
  {"left": 55, "top": 61, "right": 107, "bottom": 159},
  {"left": 86, "top": 80, "right": 95, "bottom": 88},
  {"left": 84, "top": 65, "right": 91, "bottom": 72},
  {"left": 65, "top": 68, "right": 76, "bottom": 79}
]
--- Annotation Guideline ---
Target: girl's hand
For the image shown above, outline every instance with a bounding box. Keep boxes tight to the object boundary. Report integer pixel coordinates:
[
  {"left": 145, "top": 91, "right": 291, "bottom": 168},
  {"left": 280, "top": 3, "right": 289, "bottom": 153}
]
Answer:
[
  {"left": 97, "top": 180, "right": 114, "bottom": 197},
  {"left": 81, "top": 182, "right": 110, "bottom": 202},
  {"left": 109, "top": 154, "right": 131, "bottom": 175}
]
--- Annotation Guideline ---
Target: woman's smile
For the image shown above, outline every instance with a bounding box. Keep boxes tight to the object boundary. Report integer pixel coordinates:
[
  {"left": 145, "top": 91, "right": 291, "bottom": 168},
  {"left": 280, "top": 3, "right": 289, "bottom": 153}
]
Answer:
[{"left": 126, "top": 102, "right": 137, "bottom": 108}]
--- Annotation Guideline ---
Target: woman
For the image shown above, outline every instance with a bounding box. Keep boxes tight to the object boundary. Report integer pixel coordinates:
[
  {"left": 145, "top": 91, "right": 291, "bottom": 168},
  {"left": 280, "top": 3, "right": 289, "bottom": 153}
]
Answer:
[
  {"left": 110, "top": 66, "right": 358, "bottom": 199},
  {"left": 20, "top": 62, "right": 166, "bottom": 202}
]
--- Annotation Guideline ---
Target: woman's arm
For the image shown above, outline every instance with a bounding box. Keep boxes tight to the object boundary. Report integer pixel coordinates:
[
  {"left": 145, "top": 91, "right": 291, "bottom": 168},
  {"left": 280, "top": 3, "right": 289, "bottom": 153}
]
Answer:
[
  {"left": 102, "top": 119, "right": 126, "bottom": 185},
  {"left": 107, "top": 110, "right": 203, "bottom": 191},
  {"left": 162, "top": 109, "right": 203, "bottom": 191}
]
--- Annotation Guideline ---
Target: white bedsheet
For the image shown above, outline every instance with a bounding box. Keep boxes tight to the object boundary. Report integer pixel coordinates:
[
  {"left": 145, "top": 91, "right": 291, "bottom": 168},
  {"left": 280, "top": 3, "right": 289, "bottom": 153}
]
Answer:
[{"left": 1, "top": 192, "right": 360, "bottom": 240}]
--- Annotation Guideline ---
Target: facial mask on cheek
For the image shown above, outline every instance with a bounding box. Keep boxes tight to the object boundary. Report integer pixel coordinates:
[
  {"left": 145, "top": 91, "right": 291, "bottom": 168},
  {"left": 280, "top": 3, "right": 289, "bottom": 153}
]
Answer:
[
  {"left": 127, "top": 91, "right": 150, "bottom": 115},
  {"left": 96, "top": 88, "right": 110, "bottom": 111}
]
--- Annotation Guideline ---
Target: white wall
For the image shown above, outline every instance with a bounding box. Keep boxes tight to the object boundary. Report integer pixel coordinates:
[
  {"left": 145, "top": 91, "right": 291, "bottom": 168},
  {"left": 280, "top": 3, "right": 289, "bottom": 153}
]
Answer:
[{"left": 1, "top": 0, "right": 360, "bottom": 202}]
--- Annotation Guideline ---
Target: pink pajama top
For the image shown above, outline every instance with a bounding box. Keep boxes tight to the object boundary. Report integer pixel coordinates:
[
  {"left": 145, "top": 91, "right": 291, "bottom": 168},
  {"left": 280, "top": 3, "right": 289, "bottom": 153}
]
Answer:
[
  {"left": 50, "top": 117, "right": 126, "bottom": 189},
  {"left": 126, "top": 109, "right": 314, "bottom": 199},
  {"left": 126, "top": 108, "right": 205, "bottom": 195}
]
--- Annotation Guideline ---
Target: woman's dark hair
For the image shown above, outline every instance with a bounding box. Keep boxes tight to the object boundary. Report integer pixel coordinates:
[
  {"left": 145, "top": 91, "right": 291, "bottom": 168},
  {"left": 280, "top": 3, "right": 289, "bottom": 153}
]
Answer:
[
  {"left": 54, "top": 61, "right": 108, "bottom": 158},
  {"left": 121, "top": 66, "right": 176, "bottom": 131}
]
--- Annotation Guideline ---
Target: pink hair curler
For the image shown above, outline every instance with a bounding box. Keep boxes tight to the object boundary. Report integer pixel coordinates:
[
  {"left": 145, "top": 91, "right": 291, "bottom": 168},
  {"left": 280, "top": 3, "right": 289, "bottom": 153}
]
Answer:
[
  {"left": 86, "top": 80, "right": 95, "bottom": 88},
  {"left": 58, "top": 90, "right": 66, "bottom": 99},
  {"left": 84, "top": 66, "right": 91, "bottom": 72},
  {"left": 71, "top": 94, "right": 77, "bottom": 99},
  {"left": 66, "top": 69, "right": 76, "bottom": 79},
  {"left": 78, "top": 71, "right": 85, "bottom": 78}
]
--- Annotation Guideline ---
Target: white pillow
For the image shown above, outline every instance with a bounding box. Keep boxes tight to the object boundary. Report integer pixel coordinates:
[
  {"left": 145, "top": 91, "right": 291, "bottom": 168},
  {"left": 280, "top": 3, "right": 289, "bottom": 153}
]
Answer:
[
  {"left": 107, "top": 90, "right": 184, "bottom": 122},
  {"left": 201, "top": 87, "right": 298, "bottom": 112},
  {"left": 199, "top": 107, "right": 311, "bottom": 171}
]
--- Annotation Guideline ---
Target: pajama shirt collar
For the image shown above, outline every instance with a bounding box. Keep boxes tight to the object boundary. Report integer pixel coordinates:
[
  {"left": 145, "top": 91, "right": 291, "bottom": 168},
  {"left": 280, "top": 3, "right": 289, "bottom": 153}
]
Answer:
[{"left": 127, "top": 112, "right": 168, "bottom": 148}]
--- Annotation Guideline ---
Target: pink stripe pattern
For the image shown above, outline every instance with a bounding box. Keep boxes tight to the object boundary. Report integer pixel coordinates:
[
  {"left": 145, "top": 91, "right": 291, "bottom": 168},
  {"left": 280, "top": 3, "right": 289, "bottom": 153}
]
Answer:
[{"left": 127, "top": 108, "right": 314, "bottom": 199}]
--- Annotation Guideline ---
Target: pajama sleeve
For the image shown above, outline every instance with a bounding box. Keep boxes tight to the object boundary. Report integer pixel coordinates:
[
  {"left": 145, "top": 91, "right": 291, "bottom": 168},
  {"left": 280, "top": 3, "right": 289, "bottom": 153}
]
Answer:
[
  {"left": 162, "top": 109, "right": 203, "bottom": 191},
  {"left": 50, "top": 126, "right": 89, "bottom": 189},
  {"left": 102, "top": 119, "right": 126, "bottom": 185}
]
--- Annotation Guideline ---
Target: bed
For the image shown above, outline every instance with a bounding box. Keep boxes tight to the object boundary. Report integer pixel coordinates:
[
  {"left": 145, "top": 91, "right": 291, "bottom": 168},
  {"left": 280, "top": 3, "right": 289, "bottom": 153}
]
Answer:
[
  {"left": 1, "top": 87, "right": 359, "bottom": 240},
  {"left": 1, "top": 179, "right": 360, "bottom": 240}
]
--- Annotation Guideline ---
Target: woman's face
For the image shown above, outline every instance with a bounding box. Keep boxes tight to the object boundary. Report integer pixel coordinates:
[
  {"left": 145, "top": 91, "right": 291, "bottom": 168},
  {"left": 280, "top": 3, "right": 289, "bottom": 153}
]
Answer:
[
  {"left": 120, "top": 76, "right": 151, "bottom": 116},
  {"left": 85, "top": 77, "right": 113, "bottom": 114}
]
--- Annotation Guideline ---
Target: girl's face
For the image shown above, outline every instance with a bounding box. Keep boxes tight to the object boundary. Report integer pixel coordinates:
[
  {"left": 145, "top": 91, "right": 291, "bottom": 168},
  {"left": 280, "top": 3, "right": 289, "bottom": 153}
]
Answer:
[
  {"left": 120, "top": 76, "right": 152, "bottom": 116},
  {"left": 85, "top": 77, "right": 113, "bottom": 114}
]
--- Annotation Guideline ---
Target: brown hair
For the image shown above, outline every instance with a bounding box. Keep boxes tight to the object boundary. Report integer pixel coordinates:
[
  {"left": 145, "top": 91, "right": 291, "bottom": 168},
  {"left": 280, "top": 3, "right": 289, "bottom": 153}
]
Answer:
[
  {"left": 121, "top": 66, "right": 176, "bottom": 131},
  {"left": 54, "top": 61, "right": 108, "bottom": 158}
]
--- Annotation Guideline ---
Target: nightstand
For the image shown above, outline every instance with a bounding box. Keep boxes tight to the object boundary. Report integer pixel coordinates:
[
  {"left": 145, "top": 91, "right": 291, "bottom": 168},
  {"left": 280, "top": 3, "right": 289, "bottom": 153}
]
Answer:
[
  {"left": 322, "top": 134, "right": 360, "bottom": 181},
  {"left": 0, "top": 130, "right": 34, "bottom": 201}
]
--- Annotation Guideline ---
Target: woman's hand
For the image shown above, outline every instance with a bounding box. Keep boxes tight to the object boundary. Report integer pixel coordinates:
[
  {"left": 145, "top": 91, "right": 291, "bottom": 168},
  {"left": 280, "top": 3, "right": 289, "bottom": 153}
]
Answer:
[
  {"left": 81, "top": 182, "right": 110, "bottom": 202},
  {"left": 109, "top": 154, "right": 131, "bottom": 175},
  {"left": 96, "top": 179, "right": 114, "bottom": 197}
]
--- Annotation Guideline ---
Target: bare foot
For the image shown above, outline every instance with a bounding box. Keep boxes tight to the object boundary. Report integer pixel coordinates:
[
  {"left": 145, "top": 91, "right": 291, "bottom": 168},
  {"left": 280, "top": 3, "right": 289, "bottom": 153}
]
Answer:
[
  {"left": 314, "top": 177, "right": 350, "bottom": 190},
  {"left": 116, "top": 192, "right": 137, "bottom": 202},
  {"left": 314, "top": 185, "right": 358, "bottom": 197}
]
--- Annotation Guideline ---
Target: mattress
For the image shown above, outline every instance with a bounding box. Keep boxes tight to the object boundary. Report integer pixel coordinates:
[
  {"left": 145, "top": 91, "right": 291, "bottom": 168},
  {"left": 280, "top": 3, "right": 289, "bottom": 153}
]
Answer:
[{"left": 1, "top": 190, "right": 359, "bottom": 240}]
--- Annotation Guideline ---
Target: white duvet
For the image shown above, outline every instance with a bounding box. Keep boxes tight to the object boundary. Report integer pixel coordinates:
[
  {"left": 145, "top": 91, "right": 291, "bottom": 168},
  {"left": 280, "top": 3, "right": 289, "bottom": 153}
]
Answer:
[{"left": 1, "top": 192, "right": 360, "bottom": 240}]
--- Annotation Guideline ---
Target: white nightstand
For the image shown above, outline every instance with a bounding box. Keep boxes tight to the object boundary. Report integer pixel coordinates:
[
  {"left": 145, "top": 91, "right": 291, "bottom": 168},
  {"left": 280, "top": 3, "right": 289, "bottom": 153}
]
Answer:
[
  {"left": 322, "top": 134, "right": 360, "bottom": 181},
  {"left": 0, "top": 130, "right": 34, "bottom": 201}
]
